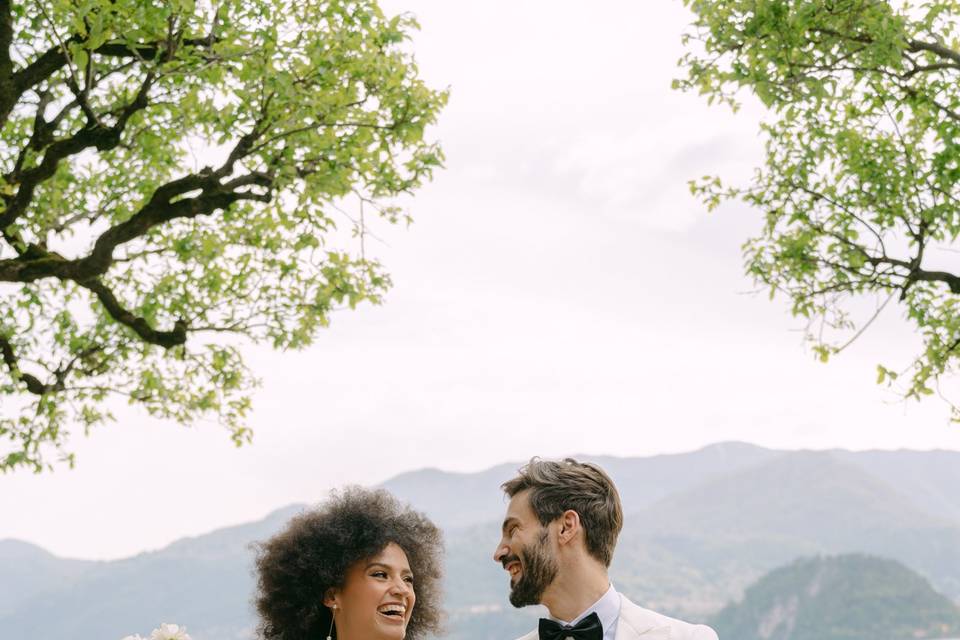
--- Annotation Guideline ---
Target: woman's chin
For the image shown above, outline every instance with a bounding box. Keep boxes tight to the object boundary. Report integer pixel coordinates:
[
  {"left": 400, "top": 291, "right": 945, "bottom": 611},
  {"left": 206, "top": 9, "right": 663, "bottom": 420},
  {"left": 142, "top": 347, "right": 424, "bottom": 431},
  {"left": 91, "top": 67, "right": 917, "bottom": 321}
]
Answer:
[{"left": 371, "top": 617, "right": 407, "bottom": 639}]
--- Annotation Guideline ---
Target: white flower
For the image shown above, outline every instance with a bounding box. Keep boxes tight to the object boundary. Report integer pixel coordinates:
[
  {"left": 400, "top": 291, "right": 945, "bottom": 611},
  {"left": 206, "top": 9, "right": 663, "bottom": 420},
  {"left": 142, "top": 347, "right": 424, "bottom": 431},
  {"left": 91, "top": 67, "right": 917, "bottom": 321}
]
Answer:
[
  {"left": 120, "top": 636, "right": 144, "bottom": 640},
  {"left": 149, "top": 623, "right": 192, "bottom": 640}
]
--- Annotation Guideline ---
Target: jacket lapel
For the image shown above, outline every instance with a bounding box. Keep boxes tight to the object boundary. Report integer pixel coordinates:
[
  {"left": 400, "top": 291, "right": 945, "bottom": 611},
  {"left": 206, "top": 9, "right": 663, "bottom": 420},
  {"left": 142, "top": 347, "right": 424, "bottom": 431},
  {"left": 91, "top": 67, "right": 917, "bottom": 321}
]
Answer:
[
  {"left": 614, "top": 595, "right": 672, "bottom": 640},
  {"left": 518, "top": 595, "right": 674, "bottom": 640}
]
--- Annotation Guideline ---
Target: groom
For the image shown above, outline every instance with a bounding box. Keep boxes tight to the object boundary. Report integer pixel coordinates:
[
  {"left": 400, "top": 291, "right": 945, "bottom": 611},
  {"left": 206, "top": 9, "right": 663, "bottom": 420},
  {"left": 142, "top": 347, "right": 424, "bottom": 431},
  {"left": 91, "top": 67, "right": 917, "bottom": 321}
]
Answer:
[{"left": 493, "top": 458, "right": 718, "bottom": 640}]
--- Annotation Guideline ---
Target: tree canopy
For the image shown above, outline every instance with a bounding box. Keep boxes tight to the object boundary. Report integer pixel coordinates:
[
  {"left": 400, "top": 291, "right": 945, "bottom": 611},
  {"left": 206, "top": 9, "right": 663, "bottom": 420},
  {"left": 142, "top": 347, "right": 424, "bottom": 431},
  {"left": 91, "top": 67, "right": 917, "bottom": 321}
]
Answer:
[
  {"left": 676, "top": 0, "right": 960, "bottom": 416},
  {"left": 0, "top": 0, "right": 446, "bottom": 471}
]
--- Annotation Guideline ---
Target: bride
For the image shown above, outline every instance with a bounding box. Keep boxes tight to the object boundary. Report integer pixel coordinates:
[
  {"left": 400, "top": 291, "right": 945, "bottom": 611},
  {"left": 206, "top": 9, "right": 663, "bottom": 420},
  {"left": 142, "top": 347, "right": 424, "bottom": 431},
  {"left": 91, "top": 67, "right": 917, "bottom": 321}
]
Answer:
[{"left": 254, "top": 487, "right": 443, "bottom": 640}]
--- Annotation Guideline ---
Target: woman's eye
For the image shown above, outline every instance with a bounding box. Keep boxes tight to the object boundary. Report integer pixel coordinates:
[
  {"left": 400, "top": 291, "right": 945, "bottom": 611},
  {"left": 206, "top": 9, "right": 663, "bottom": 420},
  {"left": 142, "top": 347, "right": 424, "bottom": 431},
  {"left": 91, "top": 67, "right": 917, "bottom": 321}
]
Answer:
[
  {"left": 404, "top": 576, "right": 415, "bottom": 584},
  {"left": 371, "top": 571, "right": 387, "bottom": 578}
]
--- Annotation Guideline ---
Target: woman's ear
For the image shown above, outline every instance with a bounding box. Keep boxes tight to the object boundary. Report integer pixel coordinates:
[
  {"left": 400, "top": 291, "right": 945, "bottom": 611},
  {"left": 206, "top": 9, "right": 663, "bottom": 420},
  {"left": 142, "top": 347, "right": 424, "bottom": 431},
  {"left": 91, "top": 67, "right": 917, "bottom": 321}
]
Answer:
[{"left": 323, "top": 588, "right": 340, "bottom": 610}]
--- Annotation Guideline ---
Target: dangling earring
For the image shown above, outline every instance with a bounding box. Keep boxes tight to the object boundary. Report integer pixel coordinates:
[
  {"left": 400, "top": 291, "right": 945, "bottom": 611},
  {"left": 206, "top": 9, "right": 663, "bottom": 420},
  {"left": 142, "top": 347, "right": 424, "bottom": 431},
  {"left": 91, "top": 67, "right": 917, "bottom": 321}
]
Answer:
[{"left": 326, "top": 604, "right": 336, "bottom": 640}]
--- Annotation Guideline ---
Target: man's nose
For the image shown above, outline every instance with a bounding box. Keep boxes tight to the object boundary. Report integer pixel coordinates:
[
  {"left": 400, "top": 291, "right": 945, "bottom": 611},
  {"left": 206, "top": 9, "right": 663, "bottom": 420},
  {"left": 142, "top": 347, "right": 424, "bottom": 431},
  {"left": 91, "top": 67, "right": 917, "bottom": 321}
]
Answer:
[{"left": 493, "top": 539, "right": 508, "bottom": 563}]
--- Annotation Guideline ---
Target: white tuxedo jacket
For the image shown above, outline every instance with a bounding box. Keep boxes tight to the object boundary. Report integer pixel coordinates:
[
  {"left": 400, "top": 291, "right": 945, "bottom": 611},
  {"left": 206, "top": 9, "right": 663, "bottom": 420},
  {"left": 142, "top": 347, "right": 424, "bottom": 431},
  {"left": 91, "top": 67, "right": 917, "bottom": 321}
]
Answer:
[{"left": 514, "top": 594, "right": 718, "bottom": 640}]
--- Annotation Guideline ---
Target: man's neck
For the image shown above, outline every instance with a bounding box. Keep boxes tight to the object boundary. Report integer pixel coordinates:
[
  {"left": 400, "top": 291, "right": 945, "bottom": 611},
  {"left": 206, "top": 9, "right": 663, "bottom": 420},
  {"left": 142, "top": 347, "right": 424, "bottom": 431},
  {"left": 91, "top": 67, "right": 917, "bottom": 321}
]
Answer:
[{"left": 540, "top": 562, "right": 610, "bottom": 622}]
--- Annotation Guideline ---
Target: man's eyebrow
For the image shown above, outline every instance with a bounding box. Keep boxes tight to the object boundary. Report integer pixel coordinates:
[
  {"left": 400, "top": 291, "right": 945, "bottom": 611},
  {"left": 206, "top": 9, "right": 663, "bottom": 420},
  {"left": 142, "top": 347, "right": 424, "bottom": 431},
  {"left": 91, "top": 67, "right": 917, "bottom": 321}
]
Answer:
[{"left": 501, "top": 517, "right": 519, "bottom": 534}]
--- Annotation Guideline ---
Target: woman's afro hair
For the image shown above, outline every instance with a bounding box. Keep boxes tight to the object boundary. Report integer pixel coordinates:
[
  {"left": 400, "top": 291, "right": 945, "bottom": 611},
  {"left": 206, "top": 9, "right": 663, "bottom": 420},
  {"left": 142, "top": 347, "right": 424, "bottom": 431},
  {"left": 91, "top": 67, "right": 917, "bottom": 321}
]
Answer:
[{"left": 254, "top": 486, "right": 443, "bottom": 640}]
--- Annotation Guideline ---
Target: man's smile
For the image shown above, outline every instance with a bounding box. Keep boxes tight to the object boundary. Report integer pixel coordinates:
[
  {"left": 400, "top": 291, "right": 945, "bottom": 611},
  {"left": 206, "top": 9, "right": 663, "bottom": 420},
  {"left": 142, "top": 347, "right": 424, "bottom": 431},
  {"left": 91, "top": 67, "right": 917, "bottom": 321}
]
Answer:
[{"left": 503, "top": 558, "right": 522, "bottom": 583}]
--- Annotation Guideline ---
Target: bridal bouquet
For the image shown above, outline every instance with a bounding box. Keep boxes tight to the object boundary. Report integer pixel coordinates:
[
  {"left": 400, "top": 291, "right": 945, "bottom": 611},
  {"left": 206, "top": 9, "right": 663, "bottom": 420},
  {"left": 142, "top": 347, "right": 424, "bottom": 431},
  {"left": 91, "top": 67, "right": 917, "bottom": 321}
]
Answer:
[{"left": 122, "top": 623, "right": 192, "bottom": 640}]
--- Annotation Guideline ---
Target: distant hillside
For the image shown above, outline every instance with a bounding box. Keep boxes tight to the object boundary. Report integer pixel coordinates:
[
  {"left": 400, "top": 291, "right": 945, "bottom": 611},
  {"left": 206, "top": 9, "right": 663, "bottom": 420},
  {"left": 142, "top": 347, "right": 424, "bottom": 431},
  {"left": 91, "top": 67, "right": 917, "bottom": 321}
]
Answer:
[
  {"left": 835, "top": 449, "right": 960, "bottom": 524},
  {"left": 0, "top": 505, "right": 303, "bottom": 640},
  {"left": 442, "top": 451, "right": 960, "bottom": 622},
  {"left": 382, "top": 444, "right": 960, "bottom": 533},
  {"left": 4, "top": 444, "right": 960, "bottom": 640},
  {"left": 711, "top": 555, "right": 960, "bottom": 640},
  {"left": 382, "top": 441, "right": 779, "bottom": 529},
  {"left": 0, "top": 540, "right": 98, "bottom": 618},
  {"left": 609, "top": 451, "right": 960, "bottom": 616}
]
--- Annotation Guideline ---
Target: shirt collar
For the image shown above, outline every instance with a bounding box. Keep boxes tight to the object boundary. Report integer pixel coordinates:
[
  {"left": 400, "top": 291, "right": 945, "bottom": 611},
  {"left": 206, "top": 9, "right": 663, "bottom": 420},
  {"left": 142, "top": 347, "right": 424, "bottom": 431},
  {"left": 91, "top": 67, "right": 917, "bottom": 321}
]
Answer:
[{"left": 552, "top": 583, "right": 620, "bottom": 632}]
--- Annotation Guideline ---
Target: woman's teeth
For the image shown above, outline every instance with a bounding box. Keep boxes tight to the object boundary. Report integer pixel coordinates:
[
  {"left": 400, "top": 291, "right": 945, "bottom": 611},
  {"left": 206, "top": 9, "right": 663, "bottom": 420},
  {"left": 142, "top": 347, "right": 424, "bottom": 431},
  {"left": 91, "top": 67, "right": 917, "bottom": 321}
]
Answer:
[{"left": 378, "top": 604, "right": 406, "bottom": 617}]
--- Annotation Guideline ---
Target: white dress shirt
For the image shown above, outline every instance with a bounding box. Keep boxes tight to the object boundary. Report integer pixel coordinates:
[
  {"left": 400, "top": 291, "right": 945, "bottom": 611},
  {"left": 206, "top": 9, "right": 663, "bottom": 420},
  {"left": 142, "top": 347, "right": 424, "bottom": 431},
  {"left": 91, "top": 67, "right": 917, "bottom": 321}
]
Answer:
[{"left": 546, "top": 583, "right": 620, "bottom": 640}]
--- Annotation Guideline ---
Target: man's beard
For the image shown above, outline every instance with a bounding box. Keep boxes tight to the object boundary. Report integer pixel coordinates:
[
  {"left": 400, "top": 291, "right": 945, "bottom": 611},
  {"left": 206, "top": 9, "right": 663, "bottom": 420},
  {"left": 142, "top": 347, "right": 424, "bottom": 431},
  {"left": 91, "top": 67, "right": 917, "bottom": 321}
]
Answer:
[{"left": 506, "top": 529, "right": 558, "bottom": 607}]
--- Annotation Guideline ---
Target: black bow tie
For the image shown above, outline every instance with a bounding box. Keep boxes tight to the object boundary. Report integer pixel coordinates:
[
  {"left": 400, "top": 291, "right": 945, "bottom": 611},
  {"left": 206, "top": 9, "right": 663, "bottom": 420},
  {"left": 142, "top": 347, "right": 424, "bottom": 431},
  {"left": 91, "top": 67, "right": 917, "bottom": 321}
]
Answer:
[{"left": 539, "top": 611, "right": 603, "bottom": 640}]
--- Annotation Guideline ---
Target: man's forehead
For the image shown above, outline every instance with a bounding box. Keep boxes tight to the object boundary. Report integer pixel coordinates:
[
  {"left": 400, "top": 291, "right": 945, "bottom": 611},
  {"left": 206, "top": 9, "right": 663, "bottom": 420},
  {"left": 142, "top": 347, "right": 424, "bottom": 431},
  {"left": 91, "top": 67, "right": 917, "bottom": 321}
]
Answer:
[{"left": 505, "top": 489, "right": 534, "bottom": 519}]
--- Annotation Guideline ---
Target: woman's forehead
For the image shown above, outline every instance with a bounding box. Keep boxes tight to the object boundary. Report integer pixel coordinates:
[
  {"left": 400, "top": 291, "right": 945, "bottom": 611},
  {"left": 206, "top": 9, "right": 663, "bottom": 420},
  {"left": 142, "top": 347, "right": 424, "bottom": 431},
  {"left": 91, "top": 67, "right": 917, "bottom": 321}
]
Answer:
[{"left": 368, "top": 541, "right": 411, "bottom": 569}]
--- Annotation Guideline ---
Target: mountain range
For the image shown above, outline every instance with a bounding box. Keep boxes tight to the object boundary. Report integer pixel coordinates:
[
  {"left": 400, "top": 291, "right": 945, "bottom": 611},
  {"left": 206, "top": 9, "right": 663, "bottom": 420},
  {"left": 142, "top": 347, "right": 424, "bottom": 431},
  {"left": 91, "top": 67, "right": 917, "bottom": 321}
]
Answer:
[
  {"left": 3, "top": 441, "right": 960, "bottom": 639},
  {"left": 711, "top": 554, "right": 960, "bottom": 640}
]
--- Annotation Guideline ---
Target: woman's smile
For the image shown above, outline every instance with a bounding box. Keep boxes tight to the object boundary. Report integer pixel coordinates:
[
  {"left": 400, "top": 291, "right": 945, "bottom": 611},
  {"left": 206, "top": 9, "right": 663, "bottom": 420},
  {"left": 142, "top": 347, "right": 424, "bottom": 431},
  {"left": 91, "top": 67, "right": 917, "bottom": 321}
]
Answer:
[{"left": 332, "top": 542, "right": 416, "bottom": 639}]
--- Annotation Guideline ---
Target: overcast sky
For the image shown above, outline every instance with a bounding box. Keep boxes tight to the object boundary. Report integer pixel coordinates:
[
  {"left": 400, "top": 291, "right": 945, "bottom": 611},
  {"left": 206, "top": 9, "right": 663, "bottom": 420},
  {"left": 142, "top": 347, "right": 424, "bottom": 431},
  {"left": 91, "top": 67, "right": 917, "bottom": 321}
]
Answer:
[{"left": 3, "top": 0, "right": 959, "bottom": 561}]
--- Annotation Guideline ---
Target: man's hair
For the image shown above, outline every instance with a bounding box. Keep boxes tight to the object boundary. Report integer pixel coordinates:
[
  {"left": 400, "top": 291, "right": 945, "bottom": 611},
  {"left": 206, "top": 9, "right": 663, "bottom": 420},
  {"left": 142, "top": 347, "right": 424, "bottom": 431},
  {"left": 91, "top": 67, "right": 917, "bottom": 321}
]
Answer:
[{"left": 501, "top": 458, "right": 623, "bottom": 566}]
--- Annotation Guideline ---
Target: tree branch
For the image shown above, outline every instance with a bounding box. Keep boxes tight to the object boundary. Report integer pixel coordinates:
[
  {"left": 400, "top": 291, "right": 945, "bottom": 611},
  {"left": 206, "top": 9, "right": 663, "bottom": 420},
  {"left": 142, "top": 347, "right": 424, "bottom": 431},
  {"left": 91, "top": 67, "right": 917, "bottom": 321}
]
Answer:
[
  {"left": 794, "top": 182, "right": 889, "bottom": 256},
  {"left": 901, "top": 61, "right": 960, "bottom": 79},
  {"left": 0, "top": 333, "right": 50, "bottom": 395},
  {"left": 222, "top": 170, "right": 273, "bottom": 190},
  {"left": 0, "top": 122, "right": 121, "bottom": 231},
  {"left": 908, "top": 38, "right": 960, "bottom": 66},
  {"left": 11, "top": 35, "right": 218, "bottom": 100},
  {"left": 77, "top": 278, "right": 187, "bottom": 348},
  {"left": 0, "top": 164, "right": 274, "bottom": 284},
  {"left": 73, "top": 186, "right": 264, "bottom": 278},
  {"left": 0, "top": 71, "right": 155, "bottom": 233},
  {"left": 807, "top": 27, "right": 960, "bottom": 75},
  {"left": 0, "top": 0, "right": 15, "bottom": 127},
  {"left": 906, "top": 267, "right": 960, "bottom": 294}
]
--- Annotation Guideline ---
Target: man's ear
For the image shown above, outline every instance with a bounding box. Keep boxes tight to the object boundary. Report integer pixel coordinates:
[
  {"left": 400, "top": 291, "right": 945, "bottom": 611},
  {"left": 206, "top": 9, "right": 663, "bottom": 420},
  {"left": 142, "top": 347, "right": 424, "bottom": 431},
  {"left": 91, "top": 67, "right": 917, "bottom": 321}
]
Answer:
[
  {"left": 323, "top": 588, "right": 340, "bottom": 610},
  {"left": 557, "top": 509, "right": 581, "bottom": 545}
]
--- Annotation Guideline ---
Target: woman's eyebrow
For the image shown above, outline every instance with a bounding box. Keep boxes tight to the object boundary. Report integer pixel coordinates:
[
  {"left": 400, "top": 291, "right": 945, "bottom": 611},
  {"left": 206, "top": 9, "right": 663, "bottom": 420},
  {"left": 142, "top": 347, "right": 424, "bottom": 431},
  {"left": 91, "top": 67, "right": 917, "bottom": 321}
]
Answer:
[{"left": 365, "top": 561, "right": 412, "bottom": 574}]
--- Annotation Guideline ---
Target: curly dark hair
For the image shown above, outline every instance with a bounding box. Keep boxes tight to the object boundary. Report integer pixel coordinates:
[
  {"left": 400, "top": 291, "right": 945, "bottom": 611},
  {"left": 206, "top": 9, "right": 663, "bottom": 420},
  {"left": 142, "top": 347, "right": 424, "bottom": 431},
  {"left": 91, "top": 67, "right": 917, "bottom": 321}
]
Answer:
[{"left": 254, "top": 487, "right": 443, "bottom": 640}]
